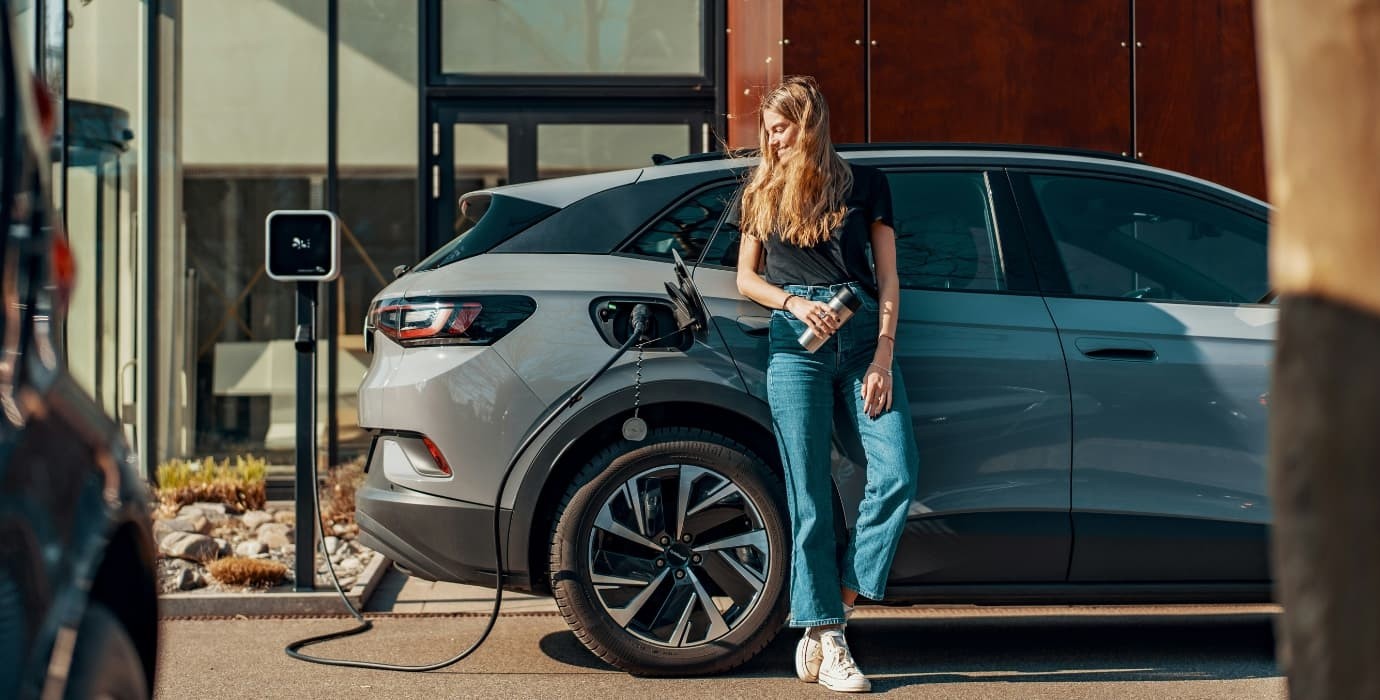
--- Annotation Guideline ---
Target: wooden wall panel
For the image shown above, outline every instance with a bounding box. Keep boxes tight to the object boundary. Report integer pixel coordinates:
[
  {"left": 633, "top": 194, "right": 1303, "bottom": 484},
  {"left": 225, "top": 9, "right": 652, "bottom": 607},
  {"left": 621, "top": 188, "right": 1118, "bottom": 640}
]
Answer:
[
  {"left": 783, "top": 0, "right": 866, "bottom": 144},
  {"left": 1136, "top": 0, "right": 1267, "bottom": 199},
  {"left": 868, "top": 0, "right": 1132, "bottom": 154},
  {"left": 726, "top": 0, "right": 783, "bottom": 149}
]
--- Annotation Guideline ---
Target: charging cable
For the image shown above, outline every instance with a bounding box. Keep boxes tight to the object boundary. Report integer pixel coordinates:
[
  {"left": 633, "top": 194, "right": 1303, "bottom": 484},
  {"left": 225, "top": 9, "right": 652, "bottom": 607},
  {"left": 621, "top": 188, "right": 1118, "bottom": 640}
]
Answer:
[{"left": 285, "top": 306, "right": 663, "bottom": 671}]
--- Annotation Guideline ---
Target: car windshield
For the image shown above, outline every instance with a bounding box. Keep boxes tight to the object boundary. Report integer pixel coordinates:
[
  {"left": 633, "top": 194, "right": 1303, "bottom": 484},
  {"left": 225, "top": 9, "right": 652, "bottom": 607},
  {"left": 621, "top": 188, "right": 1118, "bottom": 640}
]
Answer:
[{"left": 413, "top": 193, "right": 558, "bottom": 271}]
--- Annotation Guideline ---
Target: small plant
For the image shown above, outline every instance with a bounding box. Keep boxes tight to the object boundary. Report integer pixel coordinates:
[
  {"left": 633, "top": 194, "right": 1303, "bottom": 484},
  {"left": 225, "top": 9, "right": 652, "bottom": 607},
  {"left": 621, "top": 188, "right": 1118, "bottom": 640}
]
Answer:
[
  {"left": 155, "top": 455, "right": 268, "bottom": 513},
  {"left": 319, "top": 457, "right": 366, "bottom": 536},
  {"left": 206, "top": 556, "right": 287, "bottom": 588}
]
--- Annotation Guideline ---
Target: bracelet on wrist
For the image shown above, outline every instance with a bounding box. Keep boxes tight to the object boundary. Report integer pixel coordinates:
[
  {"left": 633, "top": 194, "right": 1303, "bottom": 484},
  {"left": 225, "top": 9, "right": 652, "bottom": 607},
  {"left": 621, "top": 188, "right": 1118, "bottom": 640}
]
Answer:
[{"left": 869, "top": 362, "right": 892, "bottom": 376}]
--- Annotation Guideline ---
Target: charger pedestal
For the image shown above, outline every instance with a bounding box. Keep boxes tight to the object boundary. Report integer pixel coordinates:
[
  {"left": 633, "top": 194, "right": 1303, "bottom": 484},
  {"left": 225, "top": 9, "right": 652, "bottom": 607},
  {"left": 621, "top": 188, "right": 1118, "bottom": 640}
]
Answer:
[{"left": 264, "top": 209, "right": 341, "bottom": 592}]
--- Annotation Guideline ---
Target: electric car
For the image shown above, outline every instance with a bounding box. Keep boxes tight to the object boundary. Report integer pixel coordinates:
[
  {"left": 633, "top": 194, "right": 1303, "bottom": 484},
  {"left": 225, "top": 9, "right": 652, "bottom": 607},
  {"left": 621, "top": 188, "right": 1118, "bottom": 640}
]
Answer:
[
  {"left": 356, "top": 144, "right": 1273, "bottom": 675},
  {"left": 0, "top": 6, "right": 159, "bottom": 698}
]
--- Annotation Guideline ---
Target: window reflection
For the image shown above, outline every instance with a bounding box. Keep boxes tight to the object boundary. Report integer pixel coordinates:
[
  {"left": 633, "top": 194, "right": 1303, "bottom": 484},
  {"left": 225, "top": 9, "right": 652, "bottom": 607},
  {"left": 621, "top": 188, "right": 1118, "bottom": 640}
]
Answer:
[{"left": 441, "top": 0, "right": 703, "bottom": 76}]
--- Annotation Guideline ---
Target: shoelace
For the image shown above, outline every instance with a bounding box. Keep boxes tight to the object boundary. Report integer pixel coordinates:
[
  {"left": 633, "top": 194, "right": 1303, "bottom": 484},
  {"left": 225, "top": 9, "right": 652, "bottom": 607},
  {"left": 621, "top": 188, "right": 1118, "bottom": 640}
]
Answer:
[{"left": 824, "top": 638, "right": 863, "bottom": 678}]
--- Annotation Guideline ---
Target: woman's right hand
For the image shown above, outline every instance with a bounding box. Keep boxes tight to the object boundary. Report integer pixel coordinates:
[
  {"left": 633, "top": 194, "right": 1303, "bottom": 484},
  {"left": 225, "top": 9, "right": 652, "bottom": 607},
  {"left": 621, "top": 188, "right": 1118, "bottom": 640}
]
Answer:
[{"left": 785, "top": 296, "right": 840, "bottom": 338}]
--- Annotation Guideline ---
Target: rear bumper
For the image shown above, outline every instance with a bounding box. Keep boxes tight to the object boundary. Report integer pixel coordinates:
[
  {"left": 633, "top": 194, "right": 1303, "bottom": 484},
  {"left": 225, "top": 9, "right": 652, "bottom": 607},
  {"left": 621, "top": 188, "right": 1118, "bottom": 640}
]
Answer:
[{"left": 355, "top": 479, "right": 533, "bottom": 592}]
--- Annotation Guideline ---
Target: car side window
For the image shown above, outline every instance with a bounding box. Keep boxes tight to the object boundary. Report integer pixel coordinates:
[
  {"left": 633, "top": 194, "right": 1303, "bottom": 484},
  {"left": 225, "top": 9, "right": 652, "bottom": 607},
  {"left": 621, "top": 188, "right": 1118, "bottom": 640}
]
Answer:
[
  {"left": 1029, "top": 174, "right": 1269, "bottom": 304},
  {"left": 887, "top": 171, "right": 1005, "bottom": 291},
  {"left": 624, "top": 183, "right": 740, "bottom": 266}
]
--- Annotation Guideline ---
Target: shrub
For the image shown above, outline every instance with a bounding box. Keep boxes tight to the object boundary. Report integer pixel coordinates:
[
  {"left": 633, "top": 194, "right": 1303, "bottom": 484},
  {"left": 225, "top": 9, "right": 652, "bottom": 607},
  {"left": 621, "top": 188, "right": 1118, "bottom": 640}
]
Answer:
[
  {"left": 206, "top": 557, "right": 287, "bottom": 588},
  {"left": 155, "top": 455, "right": 267, "bottom": 513},
  {"left": 319, "top": 457, "right": 365, "bottom": 535}
]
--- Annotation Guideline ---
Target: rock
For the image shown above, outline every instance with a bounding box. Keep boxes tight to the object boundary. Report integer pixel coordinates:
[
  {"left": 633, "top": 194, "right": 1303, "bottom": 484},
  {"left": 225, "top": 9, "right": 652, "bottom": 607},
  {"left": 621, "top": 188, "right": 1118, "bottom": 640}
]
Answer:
[
  {"left": 153, "top": 515, "right": 211, "bottom": 542},
  {"left": 179, "top": 503, "right": 230, "bottom": 524},
  {"left": 176, "top": 567, "right": 206, "bottom": 591},
  {"left": 236, "top": 541, "right": 268, "bottom": 557},
  {"left": 241, "top": 510, "right": 273, "bottom": 530},
  {"left": 324, "top": 536, "right": 340, "bottom": 555},
  {"left": 331, "top": 523, "right": 347, "bottom": 535},
  {"left": 257, "top": 523, "right": 294, "bottom": 549},
  {"left": 273, "top": 511, "right": 295, "bottom": 525},
  {"left": 214, "top": 538, "right": 232, "bottom": 558},
  {"left": 336, "top": 576, "right": 357, "bottom": 590},
  {"left": 340, "top": 557, "right": 362, "bottom": 571},
  {"left": 160, "top": 532, "right": 220, "bottom": 563}
]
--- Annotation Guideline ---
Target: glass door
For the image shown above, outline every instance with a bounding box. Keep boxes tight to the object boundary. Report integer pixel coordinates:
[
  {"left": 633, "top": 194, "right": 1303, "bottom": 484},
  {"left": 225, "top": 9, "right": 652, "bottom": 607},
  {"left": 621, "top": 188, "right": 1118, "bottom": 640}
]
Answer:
[
  {"left": 66, "top": 100, "right": 139, "bottom": 444},
  {"left": 427, "top": 101, "right": 715, "bottom": 253}
]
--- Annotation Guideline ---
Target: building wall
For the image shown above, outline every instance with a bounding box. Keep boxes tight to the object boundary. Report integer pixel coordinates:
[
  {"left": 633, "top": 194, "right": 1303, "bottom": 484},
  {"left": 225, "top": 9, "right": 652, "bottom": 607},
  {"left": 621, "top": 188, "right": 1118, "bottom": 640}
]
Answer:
[{"left": 727, "top": 0, "right": 1267, "bottom": 200}]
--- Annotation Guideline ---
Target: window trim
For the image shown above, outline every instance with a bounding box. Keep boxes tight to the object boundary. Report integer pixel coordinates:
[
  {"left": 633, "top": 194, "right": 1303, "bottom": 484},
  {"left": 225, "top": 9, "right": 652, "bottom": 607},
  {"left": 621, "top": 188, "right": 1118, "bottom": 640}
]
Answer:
[{"left": 1007, "top": 168, "right": 1273, "bottom": 306}]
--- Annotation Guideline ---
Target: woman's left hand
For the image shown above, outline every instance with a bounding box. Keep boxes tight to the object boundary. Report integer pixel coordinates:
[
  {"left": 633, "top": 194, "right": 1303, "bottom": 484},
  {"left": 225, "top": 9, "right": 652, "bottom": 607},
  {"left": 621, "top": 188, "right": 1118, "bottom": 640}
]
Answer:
[{"left": 861, "top": 364, "right": 893, "bottom": 419}]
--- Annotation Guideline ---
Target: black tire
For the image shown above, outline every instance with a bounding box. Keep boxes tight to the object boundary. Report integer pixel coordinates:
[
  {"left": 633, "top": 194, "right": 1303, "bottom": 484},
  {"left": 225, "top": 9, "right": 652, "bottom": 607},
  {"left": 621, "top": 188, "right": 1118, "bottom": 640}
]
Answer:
[
  {"left": 550, "top": 427, "right": 788, "bottom": 676},
  {"left": 63, "top": 602, "right": 149, "bottom": 700}
]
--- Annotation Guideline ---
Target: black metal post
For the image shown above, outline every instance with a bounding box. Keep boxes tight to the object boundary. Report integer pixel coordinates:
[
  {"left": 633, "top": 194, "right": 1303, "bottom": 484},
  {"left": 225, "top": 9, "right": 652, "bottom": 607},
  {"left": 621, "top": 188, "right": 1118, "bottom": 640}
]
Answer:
[
  {"left": 294, "top": 281, "right": 318, "bottom": 592},
  {"left": 325, "top": 0, "right": 340, "bottom": 471}
]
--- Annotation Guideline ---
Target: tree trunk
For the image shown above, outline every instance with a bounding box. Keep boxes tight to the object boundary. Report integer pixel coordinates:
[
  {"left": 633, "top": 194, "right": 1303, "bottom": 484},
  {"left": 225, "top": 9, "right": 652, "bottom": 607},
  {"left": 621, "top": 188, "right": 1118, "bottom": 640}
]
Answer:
[{"left": 1256, "top": 1, "right": 1380, "bottom": 698}]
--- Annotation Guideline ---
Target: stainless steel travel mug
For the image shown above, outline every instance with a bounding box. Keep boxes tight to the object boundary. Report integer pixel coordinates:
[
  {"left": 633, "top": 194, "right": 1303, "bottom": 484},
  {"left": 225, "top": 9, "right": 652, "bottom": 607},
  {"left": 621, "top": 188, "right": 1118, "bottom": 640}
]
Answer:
[{"left": 796, "top": 286, "right": 863, "bottom": 353}]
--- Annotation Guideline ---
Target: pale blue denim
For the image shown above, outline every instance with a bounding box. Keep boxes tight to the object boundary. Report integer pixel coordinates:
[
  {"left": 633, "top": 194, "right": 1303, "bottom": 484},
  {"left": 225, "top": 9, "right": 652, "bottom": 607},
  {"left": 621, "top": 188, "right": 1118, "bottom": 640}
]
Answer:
[{"left": 767, "top": 282, "right": 920, "bottom": 628}]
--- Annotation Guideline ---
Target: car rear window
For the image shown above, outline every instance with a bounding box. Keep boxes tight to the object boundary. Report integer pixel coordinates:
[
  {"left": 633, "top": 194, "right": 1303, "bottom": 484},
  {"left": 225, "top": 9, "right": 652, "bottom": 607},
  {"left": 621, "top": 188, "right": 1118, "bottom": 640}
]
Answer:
[{"left": 413, "top": 193, "right": 558, "bottom": 271}]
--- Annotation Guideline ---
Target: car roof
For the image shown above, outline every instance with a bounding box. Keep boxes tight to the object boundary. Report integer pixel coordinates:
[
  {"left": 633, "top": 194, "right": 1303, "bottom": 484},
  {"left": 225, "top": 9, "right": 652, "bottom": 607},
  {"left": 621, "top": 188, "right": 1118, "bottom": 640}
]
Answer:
[{"left": 479, "top": 145, "right": 1268, "bottom": 211}]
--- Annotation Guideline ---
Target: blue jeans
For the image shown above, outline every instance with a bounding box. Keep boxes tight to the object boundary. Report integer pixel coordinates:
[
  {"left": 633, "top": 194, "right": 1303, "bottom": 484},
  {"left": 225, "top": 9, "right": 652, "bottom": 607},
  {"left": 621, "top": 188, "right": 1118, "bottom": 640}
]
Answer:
[{"left": 767, "top": 282, "right": 920, "bottom": 628}]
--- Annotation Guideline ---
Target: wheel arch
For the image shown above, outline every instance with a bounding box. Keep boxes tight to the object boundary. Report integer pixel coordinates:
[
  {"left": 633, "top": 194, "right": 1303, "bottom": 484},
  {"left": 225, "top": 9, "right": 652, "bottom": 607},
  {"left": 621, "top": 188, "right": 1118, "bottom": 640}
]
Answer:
[
  {"left": 512, "top": 381, "right": 779, "bottom": 596},
  {"left": 86, "top": 515, "right": 158, "bottom": 691}
]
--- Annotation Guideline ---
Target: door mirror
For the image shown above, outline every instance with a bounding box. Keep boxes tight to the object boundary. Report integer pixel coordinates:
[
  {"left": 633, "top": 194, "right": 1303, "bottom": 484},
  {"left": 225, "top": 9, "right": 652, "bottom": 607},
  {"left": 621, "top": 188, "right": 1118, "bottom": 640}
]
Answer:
[{"left": 392, "top": 264, "right": 410, "bottom": 279}]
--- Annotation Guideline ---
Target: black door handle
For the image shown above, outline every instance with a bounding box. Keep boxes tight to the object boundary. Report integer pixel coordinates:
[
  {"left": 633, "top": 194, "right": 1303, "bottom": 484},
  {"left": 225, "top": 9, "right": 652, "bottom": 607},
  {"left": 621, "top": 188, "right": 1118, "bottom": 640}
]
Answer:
[{"left": 1081, "top": 347, "right": 1157, "bottom": 361}]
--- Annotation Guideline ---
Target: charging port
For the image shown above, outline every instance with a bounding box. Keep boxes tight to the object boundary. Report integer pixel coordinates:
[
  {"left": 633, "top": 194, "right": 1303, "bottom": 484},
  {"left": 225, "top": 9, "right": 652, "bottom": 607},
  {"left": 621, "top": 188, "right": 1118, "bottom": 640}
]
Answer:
[{"left": 590, "top": 298, "right": 692, "bottom": 351}]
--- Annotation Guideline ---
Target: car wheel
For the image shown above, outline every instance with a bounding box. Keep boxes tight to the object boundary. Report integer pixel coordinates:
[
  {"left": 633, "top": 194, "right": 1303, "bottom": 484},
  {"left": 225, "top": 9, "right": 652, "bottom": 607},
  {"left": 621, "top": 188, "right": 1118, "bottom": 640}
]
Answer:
[
  {"left": 63, "top": 602, "right": 148, "bottom": 699},
  {"left": 550, "top": 427, "right": 788, "bottom": 676}
]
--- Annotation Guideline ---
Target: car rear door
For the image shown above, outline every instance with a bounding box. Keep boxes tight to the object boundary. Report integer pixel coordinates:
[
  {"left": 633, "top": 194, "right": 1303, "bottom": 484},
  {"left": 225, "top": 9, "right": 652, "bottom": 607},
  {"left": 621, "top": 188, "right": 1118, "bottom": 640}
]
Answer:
[{"left": 1010, "top": 169, "right": 1273, "bottom": 583}]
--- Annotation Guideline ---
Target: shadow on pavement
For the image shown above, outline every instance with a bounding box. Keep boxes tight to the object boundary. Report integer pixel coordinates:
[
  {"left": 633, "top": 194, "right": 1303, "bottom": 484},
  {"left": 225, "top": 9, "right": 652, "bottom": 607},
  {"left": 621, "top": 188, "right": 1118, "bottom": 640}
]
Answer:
[{"left": 539, "top": 611, "right": 1281, "bottom": 687}]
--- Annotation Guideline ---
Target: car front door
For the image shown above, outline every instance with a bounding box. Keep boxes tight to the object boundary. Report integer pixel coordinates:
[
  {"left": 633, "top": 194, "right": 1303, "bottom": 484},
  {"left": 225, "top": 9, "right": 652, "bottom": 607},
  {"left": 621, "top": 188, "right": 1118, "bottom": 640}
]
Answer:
[{"left": 1011, "top": 170, "right": 1273, "bottom": 583}]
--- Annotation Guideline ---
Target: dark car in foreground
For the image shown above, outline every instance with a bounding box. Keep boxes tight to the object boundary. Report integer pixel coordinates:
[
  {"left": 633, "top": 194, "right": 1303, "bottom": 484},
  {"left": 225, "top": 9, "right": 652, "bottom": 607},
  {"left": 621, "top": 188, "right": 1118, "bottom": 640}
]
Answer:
[
  {"left": 355, "top": 140, "right": 1273, "bottom": 675},
  {"left": 0, "top": 5, "right": 159, "bottom": 698}
]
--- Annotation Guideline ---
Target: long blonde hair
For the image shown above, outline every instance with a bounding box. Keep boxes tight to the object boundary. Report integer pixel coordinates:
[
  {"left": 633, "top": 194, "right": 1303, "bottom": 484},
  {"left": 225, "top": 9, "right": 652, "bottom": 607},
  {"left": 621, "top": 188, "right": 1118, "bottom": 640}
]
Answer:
[{"left": 740, "top": 76, "right": 852, "bottom": 247}]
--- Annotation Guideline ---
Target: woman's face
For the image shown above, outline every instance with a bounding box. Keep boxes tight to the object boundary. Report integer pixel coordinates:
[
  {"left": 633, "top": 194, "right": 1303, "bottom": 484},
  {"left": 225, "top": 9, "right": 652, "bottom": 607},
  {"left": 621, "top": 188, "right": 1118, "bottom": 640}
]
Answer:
[{"left": 763, "top": 109, "right": 800, "bottom": 162}]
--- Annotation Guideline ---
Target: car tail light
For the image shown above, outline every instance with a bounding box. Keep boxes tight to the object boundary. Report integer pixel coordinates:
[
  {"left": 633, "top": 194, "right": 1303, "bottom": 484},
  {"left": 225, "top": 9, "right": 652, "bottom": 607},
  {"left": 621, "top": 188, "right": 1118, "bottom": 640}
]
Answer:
[
  {"left": 368, "top": 295, "right": 535, "bottom": 348},
  {"left": 421, "top": 436, "right": 452, "bottom": 476}
]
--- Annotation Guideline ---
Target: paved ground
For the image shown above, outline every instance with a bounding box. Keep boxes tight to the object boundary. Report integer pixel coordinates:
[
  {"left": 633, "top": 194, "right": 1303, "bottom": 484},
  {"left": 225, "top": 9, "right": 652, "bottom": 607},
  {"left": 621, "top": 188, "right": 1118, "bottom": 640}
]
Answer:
[{"left": 156, "top": 604, "right": 1286, "bottom": 699}]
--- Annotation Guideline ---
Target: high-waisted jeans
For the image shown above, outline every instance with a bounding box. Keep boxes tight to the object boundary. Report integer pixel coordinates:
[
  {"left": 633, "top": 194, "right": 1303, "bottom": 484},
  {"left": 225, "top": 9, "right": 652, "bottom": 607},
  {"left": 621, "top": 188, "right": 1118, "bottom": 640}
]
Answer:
[{"left": 767, "top": 282, "right": 920, "bottom": 628}]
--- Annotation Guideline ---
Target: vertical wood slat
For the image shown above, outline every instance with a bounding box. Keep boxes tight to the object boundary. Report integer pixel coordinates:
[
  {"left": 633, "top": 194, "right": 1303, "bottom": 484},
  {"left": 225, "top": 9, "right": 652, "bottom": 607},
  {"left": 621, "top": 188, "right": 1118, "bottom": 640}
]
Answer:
[
  {"left": 726, "top": 0, "right": 783, "bottom": 149},
  {"left": 782, "top": 0, "right": 866, "bottom": 144},
  {"left": 867, "top": 0, "right": 1132, "bottom": 154},
  {"left": 1137, "top": 0, "right": 1266, "bottom": 200}
]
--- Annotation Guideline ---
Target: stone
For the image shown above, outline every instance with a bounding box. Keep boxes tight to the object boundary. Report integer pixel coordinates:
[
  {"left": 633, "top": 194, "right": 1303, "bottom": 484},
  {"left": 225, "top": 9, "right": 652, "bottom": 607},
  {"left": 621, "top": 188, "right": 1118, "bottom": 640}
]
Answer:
[
  {"left": 153, "top": 515, "right": 210, "bottom": 542},
  {"left": 160, "top": 532, "right": 220, "bottom": 563},
  {"left": 273, "top": 511, "right": 295, "bottom": 525},
  {"left": 241, "top": 510, "right": 273, "bottom": 530},
  {"left": 336, "top": 576, "right": 357, "bottom": 590},
  {"left": 257, "top": 523, "right": 294, "bottom": 549},
  {"left": 179, "top": 503, "right": 230, "bottom": 524},
  {"left": 214, "top": 538, "right": 232, "bottom": 558},
  {"left": 324, "top": 536, "right": 340, "bottom": 555},
  {"left": 176, "top": 567, "right": 206, "bottom": 591},
  {"left": 340, "top": 557, "right": 362, "bottom": 571},
  {"left": 235, "top": 541, "right": 267, "bottom": 557},
  {"left": 331, "top": 523, "right": 347, "bottom": 535}
]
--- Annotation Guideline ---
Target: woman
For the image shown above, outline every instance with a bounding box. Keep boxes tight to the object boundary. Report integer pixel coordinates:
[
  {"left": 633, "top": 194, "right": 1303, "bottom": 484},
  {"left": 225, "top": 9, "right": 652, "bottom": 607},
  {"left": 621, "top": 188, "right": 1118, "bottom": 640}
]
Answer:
[{"left": 734, "top": 76, "right": 919, "bottom": 693}]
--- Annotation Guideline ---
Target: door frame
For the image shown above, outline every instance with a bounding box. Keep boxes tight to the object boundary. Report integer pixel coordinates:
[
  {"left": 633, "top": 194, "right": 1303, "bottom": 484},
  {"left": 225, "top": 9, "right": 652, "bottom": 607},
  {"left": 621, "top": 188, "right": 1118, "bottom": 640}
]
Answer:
[{"left": 424, "top": 98, "right": 716, "bottom": 254}]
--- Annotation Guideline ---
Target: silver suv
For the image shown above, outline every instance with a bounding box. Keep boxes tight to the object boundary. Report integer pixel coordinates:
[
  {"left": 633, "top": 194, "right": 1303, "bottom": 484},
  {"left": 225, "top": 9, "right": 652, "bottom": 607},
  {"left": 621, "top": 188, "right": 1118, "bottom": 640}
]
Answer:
[{"left": 356, "top": 145, "right": 1274, "bottom": 675}]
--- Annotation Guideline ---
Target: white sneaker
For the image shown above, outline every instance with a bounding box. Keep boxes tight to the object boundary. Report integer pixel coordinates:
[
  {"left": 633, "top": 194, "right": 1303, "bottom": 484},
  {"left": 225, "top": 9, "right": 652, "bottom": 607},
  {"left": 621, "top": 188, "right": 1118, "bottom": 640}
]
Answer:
[
  {"left": 794, "top": 627, "right": 823, "bottom": 682},
  {"left": 796, "top": 609, "right": 857, "bottom": 683},
  {"left": 817, "top": 630, "right": 871, "bottom": 693}
]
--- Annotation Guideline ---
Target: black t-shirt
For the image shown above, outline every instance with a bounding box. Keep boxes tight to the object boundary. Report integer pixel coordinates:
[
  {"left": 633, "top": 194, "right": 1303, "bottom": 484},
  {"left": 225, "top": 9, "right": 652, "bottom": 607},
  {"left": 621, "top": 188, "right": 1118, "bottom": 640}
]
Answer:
[{"left": 731, "top": 163, "right": 893, "bottom": 298}]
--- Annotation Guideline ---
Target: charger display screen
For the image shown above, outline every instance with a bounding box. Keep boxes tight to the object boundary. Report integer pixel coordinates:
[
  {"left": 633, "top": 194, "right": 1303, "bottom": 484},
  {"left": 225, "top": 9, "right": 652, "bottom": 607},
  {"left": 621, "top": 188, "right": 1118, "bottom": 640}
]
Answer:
[{"left": 267, "top": 213, "right": 336, "bottom": 280}]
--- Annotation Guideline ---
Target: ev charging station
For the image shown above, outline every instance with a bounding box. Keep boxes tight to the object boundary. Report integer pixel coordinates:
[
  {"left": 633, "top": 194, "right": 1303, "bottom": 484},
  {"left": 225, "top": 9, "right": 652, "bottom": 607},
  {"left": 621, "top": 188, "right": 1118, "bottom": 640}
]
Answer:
[{"left": 265, "top": 210, "right": 341, "bottom": 592}]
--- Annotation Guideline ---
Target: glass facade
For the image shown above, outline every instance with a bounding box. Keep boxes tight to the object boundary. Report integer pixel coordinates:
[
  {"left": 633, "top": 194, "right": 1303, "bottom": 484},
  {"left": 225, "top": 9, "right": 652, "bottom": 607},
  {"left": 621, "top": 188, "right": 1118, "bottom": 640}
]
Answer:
[
  {"left": 440, "top": 0, "right": 704, "bottom": 76},
  {"left": 43, "top": 0, "right": 717, "bottom": 472}
]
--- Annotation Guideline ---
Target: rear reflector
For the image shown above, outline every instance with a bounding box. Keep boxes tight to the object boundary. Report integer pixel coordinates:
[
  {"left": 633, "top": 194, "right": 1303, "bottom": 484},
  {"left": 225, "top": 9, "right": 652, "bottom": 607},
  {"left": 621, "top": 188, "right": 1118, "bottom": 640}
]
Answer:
[{"left": 421, "top": 436, "right": 452, "bottom": 477}]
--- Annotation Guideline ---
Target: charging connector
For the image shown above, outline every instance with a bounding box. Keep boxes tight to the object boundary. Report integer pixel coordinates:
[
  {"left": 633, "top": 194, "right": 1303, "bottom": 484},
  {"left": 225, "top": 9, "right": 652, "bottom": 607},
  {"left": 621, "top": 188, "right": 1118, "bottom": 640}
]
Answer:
[{"left": 285, "top": 305, "right": 659, "bottom": 671}]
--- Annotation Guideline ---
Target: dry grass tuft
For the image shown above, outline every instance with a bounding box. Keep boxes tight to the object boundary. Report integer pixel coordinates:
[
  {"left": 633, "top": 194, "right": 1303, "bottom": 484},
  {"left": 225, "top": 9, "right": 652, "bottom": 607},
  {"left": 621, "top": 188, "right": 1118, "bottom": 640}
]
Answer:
[
  {"left": 206, "top": 557, "right": 287, "bottom": 587},
  {"left": 155, "top": 455, "right": 267, "bottom": 513},
  {"left": 319, "top": 457, "right": 366, "bottom": 535}
]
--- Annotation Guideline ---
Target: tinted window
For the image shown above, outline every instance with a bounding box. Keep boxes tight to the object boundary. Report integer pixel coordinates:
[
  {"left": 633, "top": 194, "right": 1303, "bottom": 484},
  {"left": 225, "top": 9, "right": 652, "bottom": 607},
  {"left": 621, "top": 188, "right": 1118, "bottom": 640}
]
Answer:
[
  {"left": 414, "top": 193, "right": 557, "bottom": 271},
  {"left": 624, "top": 183, "right": 740, "bottom": 265},
  {"left": 1030, "top": 175, "right": 1268, "bottom": 304},
  {"left": 889, "top": 172, "right": 1005, "bottom": 291}
]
